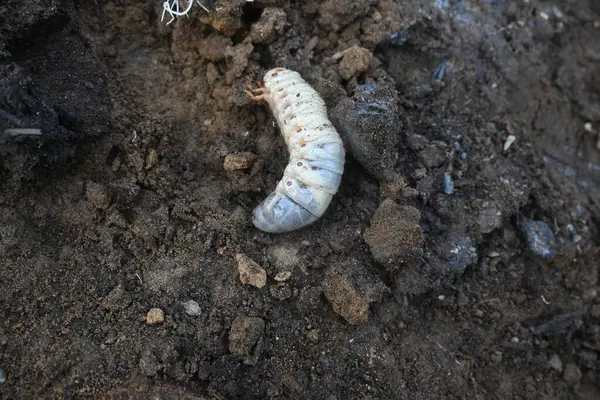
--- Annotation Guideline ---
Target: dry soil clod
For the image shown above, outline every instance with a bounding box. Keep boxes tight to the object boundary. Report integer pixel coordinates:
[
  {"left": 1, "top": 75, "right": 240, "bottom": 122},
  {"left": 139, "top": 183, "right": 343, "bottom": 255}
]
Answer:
[
  {"left": 229, "top": 315, "right": 265, "bottom": 365},
  {"left": 363, "top": 199, "right": 424, "bottom": 271}
]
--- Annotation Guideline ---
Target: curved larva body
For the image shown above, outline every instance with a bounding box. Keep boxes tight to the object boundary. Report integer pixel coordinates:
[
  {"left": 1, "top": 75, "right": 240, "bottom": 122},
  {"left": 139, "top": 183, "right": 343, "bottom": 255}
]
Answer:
[{"left": 249, "top": 68, "right": 345, "bottom": 233}]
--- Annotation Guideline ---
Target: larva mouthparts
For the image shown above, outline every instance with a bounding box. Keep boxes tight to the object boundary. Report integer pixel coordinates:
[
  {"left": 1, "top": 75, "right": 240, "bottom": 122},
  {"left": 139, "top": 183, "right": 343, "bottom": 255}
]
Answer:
[{"left": 247, "top": 68, "right": 345, "bottom": 233}]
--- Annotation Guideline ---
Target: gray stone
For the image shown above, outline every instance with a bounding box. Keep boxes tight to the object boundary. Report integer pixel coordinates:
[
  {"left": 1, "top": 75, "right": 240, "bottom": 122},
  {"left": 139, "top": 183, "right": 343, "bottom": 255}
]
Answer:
[
  {"left": 183, "top": 300, "right": 202, "bottom": 317},
  {"left": 548, "top": 354, "right": 563, "bottom": 372},
  {"left": 440, "top": 235, "right": 478, "bottom": 274},
  {"left": 522, "top": 218, "right": 557, "bottom": 260}
]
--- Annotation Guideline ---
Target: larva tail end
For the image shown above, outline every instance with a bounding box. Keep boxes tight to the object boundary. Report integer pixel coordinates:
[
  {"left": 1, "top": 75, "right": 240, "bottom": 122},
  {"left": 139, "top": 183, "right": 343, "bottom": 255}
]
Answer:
[{"left": 252, "top": 193, "right": 319, "bottom": 234}]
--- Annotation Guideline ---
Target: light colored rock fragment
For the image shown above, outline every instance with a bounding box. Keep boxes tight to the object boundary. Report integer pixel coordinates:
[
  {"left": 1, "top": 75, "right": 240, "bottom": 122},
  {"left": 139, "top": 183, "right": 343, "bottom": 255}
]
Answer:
[
  {"left": 183, "top": 300, "right": 202, "bottom": 316},
  {"left": 236, "top": 253, "right": 266, "bottom": 288},
  {"left": 146, "top": 308, "right": 165, "bottom": 325},
  {"left": 274, "top": 271, "right": 292, "bottom": 282},
  {"left": 224, "top": 152, "right": 257, "bottom": 171}
]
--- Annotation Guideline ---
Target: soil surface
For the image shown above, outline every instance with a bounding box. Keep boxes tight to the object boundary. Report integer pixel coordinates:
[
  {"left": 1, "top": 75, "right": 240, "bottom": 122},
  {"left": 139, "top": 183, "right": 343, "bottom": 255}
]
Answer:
[{"left": 1, "top": 0, "right": 600, "bottom": 398}]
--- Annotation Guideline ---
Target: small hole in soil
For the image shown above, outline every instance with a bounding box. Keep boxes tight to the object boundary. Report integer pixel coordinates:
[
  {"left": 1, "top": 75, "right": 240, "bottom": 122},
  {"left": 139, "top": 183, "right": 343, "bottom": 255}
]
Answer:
[
  {"left": 106, "top": 145, "right": 120, "bottom": 166},
  {"left": 241, "top": 3, "right": 263, "bottom": 25},
  {"left": 254, "top": 45, "right": 273, "bottom": 68},
  {"left": 57, "top": 109, "right": 82, "bottom": 131}
]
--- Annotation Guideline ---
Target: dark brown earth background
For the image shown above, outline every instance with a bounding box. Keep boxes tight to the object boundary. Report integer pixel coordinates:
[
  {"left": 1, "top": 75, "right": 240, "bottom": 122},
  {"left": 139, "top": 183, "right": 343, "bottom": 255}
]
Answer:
[{"left": 1, "top": 0, "right": 600, "bottom": 398}]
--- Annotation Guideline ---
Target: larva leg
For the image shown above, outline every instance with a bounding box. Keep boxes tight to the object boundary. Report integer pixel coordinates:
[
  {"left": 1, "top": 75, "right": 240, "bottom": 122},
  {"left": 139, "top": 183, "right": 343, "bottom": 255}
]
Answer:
[
  {"left": 245, "top": 87, "right": 264, "bottom": 101},
  {"left": 244, "top": 81, "right": 266, "bottom": 101}
]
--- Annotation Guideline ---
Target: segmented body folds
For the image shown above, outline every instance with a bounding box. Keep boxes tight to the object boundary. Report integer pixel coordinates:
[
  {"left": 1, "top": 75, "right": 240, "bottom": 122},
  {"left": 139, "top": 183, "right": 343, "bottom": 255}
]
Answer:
[{"left": 246, "top": 68, "right": 345, "bottom": 233}]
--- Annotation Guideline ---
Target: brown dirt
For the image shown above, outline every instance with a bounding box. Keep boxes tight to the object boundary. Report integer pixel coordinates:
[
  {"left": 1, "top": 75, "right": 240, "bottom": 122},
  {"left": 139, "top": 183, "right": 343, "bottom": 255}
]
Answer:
[{"left": 1, "top": 0, "right": 600, "bottom": 398}]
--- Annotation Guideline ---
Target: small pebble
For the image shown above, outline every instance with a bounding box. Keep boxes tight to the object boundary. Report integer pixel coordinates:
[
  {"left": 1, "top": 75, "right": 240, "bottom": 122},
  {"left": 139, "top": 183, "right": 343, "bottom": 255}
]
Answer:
[
  {"left": 443, "top": 172, "right": 454, "bottom": 195},
  {"left": 548, "top": 354, "right": 563, "bottom": 372},
  {"left": 445, "top": 236, "right": 478, "bottom": 273},
  {"left": 522, "top": 218, "right": 557, "bottom": 260},
  {"left": 324, "top": 271, "right": 370, "bottom": 325},
  {"left": 274, "top": 271, "right": 292, "bottom": 282},
  {"left": 363, "top": 200, "right": 424, "bottom": 271},
  {"left": 578, "top": 350, "right": 597, "bottom": 362},
  {"left": 144, "top": 149, "right": 158, "bottom": 170},
  {"left": 412, "top": 168, "right": 427, "bottom": 180},
  {"left": 511, "top": 337, "right": 520, "bottom": 343},
  {"left": 146, "top": 308, "right": 165, "bottom": 325},
  {"left": 503, "top": 135, "right": 516, "bottom": 151},
  {"left": 431, "top": 58, "right": 448, "bottom": 83},
  {"left": 183, "top": 300, "right": 202, "bottom": 316}
]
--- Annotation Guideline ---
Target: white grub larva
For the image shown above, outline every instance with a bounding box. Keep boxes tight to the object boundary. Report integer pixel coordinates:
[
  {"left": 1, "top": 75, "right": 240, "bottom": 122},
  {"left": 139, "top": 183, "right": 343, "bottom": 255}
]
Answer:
[{"left": 245, "top": 68, "right": 345, "bottom": 233}]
